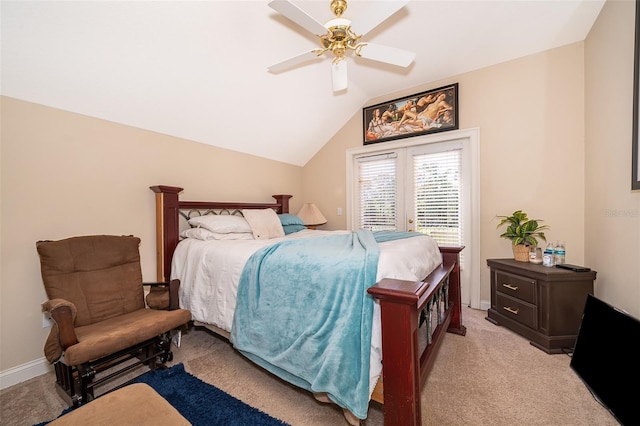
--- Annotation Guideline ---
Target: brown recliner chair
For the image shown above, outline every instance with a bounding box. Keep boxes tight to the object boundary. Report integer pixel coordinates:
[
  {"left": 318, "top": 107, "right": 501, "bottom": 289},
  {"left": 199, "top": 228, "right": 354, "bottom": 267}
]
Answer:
[{"left": 37, "top": 235, "right": 192, "bottom": 407}]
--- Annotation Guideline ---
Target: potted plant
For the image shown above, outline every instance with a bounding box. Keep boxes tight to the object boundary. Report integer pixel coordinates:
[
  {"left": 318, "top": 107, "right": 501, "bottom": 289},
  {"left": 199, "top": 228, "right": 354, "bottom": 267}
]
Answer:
[{"left": 496, "top": 210, "right": 550, "bottom": 262}]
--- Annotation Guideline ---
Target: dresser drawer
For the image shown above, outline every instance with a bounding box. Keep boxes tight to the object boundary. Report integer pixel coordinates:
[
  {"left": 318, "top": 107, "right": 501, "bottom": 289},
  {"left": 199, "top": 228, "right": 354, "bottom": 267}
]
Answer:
[
  {"left": 495, "top": 292, "right": 537, "bottom": 329},
  {"left": 494, "top": 271, "right": 536, "bottom": 304}
]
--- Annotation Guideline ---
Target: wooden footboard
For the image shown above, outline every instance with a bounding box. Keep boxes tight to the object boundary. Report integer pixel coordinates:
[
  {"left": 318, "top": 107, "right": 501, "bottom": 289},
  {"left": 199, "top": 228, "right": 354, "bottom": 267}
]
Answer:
[
  {"left": 368, "top": 246, "right": 465, "bottom": 425},
  {"left": 150, "top": 185, "right": 464, "bottom": 426}
]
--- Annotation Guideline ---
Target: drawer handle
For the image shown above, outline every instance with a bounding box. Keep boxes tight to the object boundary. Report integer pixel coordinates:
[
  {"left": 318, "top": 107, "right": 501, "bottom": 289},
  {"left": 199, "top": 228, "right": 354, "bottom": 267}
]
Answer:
[
  {"left": 502, "top": 283, "right": 518, "bottom": 291},
  {"left": 503, "top": 306, "right": 519, "bottom": 315}
]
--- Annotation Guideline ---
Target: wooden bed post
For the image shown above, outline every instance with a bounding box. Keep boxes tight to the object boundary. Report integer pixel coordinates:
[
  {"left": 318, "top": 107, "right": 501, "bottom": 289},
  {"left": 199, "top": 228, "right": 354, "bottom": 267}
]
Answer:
[
  {"left": 271, "top": 194, "right": 292, "bottom": 213},
  {"left": 369, "top": 279, "right": 425, "bottom": 426},
  {"left": 150, "top": 185, "right": 183, "bottom": 282},
  {"left": 440, "top": 246, "right": 466, "bottom": 336}
]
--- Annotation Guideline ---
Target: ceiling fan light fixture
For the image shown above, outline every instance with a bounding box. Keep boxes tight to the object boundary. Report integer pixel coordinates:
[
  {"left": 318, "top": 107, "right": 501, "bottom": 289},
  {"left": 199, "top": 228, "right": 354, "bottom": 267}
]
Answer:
[
  {"left": 268, "top": 0, "right": 415, "bottom": 92},
  {"left": 318, "top": 20, "right": 364, "bottom": 63}
]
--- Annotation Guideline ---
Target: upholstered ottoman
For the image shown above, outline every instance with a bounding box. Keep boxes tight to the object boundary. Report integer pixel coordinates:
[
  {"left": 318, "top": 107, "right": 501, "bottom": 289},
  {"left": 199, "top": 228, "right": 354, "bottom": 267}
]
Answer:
[{"left": 50, "top": 383, "right": 190, "bottom": 425}]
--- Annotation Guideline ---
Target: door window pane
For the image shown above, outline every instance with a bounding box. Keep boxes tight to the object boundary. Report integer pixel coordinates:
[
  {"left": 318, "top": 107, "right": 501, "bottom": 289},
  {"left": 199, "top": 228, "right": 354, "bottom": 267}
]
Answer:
[
  {"left": 413, "top": 149, "right": 462, "bottom": 248},
  {"left": 357, "top": 153, "right": 397, "bottom": 231}
]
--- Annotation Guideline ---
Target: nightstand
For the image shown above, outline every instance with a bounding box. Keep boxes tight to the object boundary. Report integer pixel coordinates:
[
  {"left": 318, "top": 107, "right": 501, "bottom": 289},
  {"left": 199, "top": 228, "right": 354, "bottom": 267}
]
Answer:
[{"left": 486, "top": 258, "right": 596, "bottom": 354}]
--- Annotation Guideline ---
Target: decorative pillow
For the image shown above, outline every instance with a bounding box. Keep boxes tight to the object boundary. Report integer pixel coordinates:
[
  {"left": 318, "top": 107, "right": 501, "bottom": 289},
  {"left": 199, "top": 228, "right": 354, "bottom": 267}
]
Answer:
[
  {"left": 188, "top": 214, "right": 252, "bottom": 234},
  {"left": 278, "top": 213, "right": 305, "bottom": 227},
  {"left": 283, "top": 224, "right": 306, "bottom": 235},
  {"left": 180, "top": 228, "right": 254, "bottom": 241},
  {"left": 242, "top": 208, "right": 285, "bottom": 240}
]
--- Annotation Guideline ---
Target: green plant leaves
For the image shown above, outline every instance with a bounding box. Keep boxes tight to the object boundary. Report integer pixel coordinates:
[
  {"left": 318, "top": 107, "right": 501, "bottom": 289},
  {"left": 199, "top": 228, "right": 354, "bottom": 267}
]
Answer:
[{"left": 496, "top": 210, "right": 549, "bottom": 247}]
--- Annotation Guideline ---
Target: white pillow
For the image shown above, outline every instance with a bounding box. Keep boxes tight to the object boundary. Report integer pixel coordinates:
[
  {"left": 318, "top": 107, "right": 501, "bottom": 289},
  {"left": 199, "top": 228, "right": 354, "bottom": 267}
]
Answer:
[
  {"left": 180, "top": 228, "right": 254, "bottom": 241},
  {"left": 242, "top": 208, "right": 285, "bottom": 240},
  {"left": 188, "top": 214, "right": 252, "bottom": 234}
]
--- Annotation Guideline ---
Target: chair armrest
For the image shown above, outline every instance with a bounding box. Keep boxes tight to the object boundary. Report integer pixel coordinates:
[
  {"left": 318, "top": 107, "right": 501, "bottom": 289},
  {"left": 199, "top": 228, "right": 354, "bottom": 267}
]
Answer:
[
  {"left": 42, "top": 299, "right": 79, "bottom": 350},
  {"left": 168, "top": 279, "right": 180, "bottom": 311},
  {"left": 144, "top": 282, "right": 170, "bottom": 287},
  {"left": 143, "top": 279, "right": 181, "bottom": 311}
]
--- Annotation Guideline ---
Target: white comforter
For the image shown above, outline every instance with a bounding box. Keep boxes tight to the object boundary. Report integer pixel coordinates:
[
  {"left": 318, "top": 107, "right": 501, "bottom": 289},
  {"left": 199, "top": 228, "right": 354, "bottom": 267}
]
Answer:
[{"left": 170, "top": 229, "right": 442, "bottom": 395}]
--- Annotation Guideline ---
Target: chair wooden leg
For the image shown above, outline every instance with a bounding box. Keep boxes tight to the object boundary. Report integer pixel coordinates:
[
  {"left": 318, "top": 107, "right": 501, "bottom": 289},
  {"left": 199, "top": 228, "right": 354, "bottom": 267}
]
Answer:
[
  {"left": 146, "top": 342, "right": 159, "bottom": 371},
  {"left": 158, "top": 333, "right": 173, "bottom": 364},
  {"left": 77, "top": 364, "right": 95, "bottom": 405},
  {"left": 54, "top": 362, "right": 94, "bottom": 407},
  {"left": 54, "top": 362, "right": 75, "bottom": 406},
  {"left": 147, "top": 333, "right": 173, "bottom": 369}
]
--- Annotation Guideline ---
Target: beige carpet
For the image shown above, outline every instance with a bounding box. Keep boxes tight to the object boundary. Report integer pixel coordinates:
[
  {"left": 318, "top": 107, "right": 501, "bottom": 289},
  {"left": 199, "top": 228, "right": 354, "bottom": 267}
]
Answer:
[{"left": 0, "top": 307, "right": 619, "bottom": 426}]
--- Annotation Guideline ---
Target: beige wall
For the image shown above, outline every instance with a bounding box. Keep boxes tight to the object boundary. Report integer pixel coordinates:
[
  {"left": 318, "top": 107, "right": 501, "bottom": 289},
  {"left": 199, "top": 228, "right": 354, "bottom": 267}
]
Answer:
[
  {"left": 0, "top": 97, "right": 303, "bottom": 371},
  {"left": 584, "top": 0, "right": 640, "bottom": 317},
  {"left": 306, "top": 42, "right": 587, "bottom": 307},
  {"left": 3, "top": 0, "right": 639, "bottom": 381}
]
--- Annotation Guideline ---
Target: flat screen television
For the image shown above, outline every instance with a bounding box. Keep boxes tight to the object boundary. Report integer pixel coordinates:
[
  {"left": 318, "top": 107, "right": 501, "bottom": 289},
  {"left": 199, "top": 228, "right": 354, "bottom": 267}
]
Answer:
[{"left": 570, "top": 294, "right": 640, "bottom": 426}]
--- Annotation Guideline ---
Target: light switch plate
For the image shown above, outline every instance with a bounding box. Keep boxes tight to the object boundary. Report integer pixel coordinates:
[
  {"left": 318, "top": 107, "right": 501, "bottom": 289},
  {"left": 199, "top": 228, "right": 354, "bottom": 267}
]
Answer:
[{"left": 42, "top": 312, "right": 53, "bottom": 328}]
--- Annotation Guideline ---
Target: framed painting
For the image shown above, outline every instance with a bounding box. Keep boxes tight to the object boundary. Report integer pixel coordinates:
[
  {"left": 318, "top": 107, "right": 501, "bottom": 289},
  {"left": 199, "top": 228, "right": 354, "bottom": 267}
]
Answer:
[
  {"left": 633, "top": 2, "right": 640, "bottom": 190},
  {"left": 363, "top": 83, "right": 458, "bottom": 145}
]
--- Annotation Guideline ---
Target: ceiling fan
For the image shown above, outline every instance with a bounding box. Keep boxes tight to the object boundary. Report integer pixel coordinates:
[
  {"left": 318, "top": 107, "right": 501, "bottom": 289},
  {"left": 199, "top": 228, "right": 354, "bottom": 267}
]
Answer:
[{"left": 268, "top": 0, "right": 416, "bottom": 93}]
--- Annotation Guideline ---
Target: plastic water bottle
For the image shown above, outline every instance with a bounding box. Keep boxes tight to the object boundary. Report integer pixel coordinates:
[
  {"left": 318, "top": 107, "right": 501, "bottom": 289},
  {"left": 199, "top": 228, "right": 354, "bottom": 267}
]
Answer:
[
  {"left": 554, "top": 241, "right": 566, "bottom": 265},
  {"left": 543, "top": 243, "right": 555, "bottom": 267}
]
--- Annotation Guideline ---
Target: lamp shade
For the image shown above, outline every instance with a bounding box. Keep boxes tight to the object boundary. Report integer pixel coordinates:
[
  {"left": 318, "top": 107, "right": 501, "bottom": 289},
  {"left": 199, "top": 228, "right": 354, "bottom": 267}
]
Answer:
[{"left": 297, "top": 203, "right": 327, "bottom": 226}]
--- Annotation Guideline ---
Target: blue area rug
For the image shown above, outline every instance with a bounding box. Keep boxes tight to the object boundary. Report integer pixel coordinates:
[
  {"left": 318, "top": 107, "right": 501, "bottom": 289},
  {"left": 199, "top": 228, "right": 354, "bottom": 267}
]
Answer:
[{"left": 35, "top": 363, "right": 290, "bottom": 426}]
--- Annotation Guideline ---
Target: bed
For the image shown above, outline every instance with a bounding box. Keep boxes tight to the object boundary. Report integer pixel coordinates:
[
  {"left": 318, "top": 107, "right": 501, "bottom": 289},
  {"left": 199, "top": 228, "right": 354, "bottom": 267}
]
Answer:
[{"left": 150, "top": 185, "right": 466, "bottom": 426}]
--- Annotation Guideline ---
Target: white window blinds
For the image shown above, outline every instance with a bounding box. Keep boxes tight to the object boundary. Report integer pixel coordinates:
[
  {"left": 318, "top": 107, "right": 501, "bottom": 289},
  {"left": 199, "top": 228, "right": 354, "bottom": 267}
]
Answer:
[
  {"left": 413, "top": 149, "right": 462, "bottom": 247},
  {"left": 348, "top": 129, "right": 480, "bottom": 308},
  {"left": 356, "top": 153, "right": 397, "bottom": 231}
]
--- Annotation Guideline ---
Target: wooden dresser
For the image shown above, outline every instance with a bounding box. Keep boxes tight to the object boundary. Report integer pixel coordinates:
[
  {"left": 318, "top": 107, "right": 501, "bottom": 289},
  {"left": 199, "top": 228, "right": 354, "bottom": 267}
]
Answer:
[{"left": 486, "top": 258, "right": 596, "bottom": 354}]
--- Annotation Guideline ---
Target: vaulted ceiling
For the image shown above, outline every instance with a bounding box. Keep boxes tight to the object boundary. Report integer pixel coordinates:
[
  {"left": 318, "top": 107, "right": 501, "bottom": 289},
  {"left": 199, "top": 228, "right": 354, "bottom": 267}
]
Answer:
[{"left": 1, "top": 0, "right": 605, "bottom": 166}]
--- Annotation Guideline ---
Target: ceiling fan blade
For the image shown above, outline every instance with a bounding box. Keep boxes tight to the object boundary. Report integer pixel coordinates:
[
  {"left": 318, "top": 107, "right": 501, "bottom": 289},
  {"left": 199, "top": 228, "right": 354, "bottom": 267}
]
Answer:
[
  {"left": 268, "top": 0, "right": 328, "bottom": 36},
  {"left": 350, "top": 0, "right": 410, "bottom": 37},
  {"left": 332, "top": 60, "right": 348, "bottom": 92},
  {"left": 358, "top": 43, "right": 415, "bottom": 68},
  {"left": 268, "top": 50, "right": 321, "bottom": 73}
]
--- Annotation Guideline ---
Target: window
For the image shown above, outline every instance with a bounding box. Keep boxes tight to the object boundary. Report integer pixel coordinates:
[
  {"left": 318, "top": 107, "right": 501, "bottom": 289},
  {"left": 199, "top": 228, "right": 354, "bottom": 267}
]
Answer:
[
  {"left": 411, "top": 145, "right": 462, "bottom": 248},
  {"left": 357, "top": 153, "right": 398, "bottom": 231},
  {"left": 347, "top": 128, "right": 480, "bottom": 308}
]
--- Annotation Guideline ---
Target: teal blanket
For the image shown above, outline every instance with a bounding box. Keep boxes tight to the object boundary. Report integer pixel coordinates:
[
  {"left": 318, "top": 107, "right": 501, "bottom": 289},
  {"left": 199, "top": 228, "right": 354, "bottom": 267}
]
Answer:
[
  {"left": 373, "top": 230, "right": 424, "bottom": 242},
  {"left": 230, "top": 230, "right": 379, "bottom": 419}
]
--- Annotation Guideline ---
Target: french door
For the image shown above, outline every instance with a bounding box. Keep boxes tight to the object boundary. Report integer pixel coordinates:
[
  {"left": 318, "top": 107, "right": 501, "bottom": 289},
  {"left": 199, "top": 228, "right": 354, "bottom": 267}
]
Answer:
[{"left": 347, "top": 128, "right": 480, "bottom": 308}]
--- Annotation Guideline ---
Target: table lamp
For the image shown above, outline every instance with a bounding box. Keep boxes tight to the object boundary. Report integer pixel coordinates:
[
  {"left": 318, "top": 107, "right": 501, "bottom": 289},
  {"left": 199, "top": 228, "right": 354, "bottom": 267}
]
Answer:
[{"left": 297, "top": 203, "right": 327, "bottom": 230}]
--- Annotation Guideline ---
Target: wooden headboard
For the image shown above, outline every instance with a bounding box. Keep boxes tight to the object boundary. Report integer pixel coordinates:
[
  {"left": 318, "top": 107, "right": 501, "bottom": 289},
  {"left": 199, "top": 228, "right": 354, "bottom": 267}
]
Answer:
[{"left": 150, "top": 185, "right": 292, "bottom": 282}]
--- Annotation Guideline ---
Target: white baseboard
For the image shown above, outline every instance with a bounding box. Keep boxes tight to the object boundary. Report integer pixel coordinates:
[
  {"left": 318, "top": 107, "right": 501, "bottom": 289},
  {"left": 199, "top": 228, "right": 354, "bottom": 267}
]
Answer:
[
  {"left": 0, "top": 357, "right": 52, "bottom": 390},
  {"left": 479, "top": 299, "right": 491, "bottom": 311}
]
